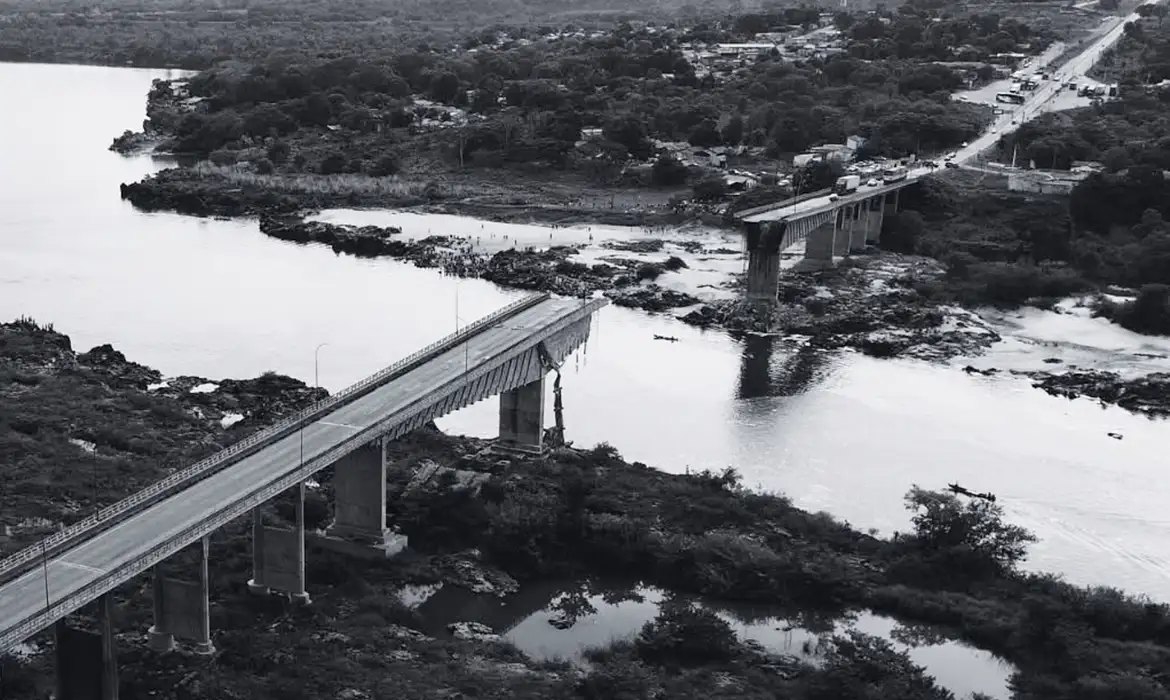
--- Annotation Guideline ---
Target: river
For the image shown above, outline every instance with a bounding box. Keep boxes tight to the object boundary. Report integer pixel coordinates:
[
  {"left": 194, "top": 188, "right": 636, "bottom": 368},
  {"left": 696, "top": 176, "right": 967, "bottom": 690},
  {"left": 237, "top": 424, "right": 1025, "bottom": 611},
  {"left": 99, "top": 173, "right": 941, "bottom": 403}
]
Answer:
[{"left": 1, "top": 63, "right": 1168, "bottom": 607}]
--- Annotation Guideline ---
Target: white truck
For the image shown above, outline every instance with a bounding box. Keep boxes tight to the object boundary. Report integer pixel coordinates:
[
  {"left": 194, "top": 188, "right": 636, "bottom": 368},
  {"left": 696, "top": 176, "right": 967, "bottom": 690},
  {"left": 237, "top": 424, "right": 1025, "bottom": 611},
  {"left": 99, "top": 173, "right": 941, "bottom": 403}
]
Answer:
[{"left": 833, "top": 175, "right": 861, "bottom": 195}]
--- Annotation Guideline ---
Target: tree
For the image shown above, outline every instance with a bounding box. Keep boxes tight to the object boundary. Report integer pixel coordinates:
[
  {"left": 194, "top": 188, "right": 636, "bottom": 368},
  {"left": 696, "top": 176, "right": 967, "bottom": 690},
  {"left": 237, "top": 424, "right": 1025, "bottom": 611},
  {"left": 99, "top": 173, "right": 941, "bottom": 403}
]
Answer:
[
  {"left": 429, "top": 72, "right": 461, "bottom": 103},
  {"left": 651, "top": 155, "right": 689, "bottom": 186},
  {"left": 692, "top": 176, "right": 728, "bottom": 201},
  {"left": 319, "top": 153, "right": 347, "bottom": 175},
  {"left": 688, "top": 119, "right": 721, "bottom": 148},
  {"left": 371, "top": 154, "right": 400, "bottom": 176},
  {"left": 603, "top": 115, "right": 652, "bottom": 160},
  {"left": 266, "top": 140, "right": 290, "bottom": 164},
  {"left": 902, "top": 486, "right": 1037, "bottom": 578},
  {"left": 883, "top": 210, "right": 924, "bottom": 253},
  {"left": 722, "top": 115, "right": 745, "bottom": 145}
]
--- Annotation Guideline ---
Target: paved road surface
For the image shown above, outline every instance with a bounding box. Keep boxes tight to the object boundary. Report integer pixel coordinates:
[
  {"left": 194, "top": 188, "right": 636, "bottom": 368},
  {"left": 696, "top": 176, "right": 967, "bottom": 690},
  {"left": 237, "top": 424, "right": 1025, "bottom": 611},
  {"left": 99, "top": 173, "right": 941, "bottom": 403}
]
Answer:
[
  {"left": 0, "top": 296, "right": 590, "bottom": 651},
  {"left": 744, "top": 7, "right": 1156, "bottom": 225}
]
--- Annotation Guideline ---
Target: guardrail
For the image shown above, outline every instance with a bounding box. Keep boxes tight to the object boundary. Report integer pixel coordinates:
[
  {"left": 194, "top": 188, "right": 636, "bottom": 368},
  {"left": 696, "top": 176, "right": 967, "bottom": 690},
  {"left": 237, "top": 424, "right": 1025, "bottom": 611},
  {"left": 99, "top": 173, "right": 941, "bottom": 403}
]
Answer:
[
  {"left": 733, "top": 187, "right": 833, "bottom": 221},
  {"left": 0, "top": 296, "right": 607, "bottom": 654},
  {"left": 0, "top": 292, "right": 549, "bottom": 585}
]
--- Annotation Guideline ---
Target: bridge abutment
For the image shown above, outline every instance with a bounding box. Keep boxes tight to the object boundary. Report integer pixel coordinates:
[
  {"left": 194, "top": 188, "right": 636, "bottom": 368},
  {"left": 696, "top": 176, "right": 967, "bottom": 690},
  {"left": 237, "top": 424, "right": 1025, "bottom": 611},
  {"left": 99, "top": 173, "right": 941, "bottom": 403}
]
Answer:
[
  {"left": 147, "top": 535, "right": 214, "bottom": 655},
  {"left": 498, "top": 377, "right": 546, "bottom": 453},
  {"left": 54, "top": 593, "right": 118, "bottom": 700},
  {"left": 247, "top": 483, "right": 310, "bottom": 605},
  {"left": 744, "top": 222, "right": 783, "bottom": 300}
]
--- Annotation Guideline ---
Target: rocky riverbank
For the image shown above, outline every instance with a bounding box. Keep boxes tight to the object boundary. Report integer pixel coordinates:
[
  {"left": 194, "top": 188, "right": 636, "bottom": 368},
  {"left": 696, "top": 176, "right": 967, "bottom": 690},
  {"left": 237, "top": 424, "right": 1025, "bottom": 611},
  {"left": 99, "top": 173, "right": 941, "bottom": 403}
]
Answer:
[
  {"left": 3, "top": 319, "right": 1170, "bottom": 700},
  {"left": 0, "top": 318, "right": 327, "bottom": 547},
  {"left": 119, "top": 163, "right": 697, "bottom": 228}
]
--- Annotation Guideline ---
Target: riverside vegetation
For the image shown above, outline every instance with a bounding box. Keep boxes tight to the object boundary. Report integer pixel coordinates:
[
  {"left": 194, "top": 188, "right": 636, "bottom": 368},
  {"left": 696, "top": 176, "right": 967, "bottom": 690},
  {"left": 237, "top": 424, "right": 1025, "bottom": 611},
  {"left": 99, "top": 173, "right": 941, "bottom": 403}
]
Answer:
[{"left": 3, "top": 319, "right": 1170, "bottom": 699}]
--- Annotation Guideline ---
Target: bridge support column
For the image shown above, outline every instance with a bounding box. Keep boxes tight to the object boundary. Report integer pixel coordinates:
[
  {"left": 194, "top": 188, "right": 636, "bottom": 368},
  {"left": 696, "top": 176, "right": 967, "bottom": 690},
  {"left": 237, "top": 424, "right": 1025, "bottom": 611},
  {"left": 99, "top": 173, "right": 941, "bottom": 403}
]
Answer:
[
  {"left": 498, "top": 377, "right": 545, "bottom": 453},
  {"left": 869, "top": 196, "right": 886, "bottom": 244},
  {"left": 849, "top": 202, "right": 868, "bottom": 252},
  {"left": 832, "top": 208, "right": 851, "bottom": 257},
  {"left": 248, "top": 483, "right": 310, "bottom": 605},
  {"left": 147, "top": 535, "right": 214, "bottom": 655},
  {"left": 743, "top": 222, "right": 783, "bottom": 301},
  {"left": 314, "top": 440, "right": 408, "bottom": 558},
  {"left": 55, "top": 593, "right": 118, "bottom": 700},
  {"left": 800, "top": 219, "right": 837, "bottom": 271}
]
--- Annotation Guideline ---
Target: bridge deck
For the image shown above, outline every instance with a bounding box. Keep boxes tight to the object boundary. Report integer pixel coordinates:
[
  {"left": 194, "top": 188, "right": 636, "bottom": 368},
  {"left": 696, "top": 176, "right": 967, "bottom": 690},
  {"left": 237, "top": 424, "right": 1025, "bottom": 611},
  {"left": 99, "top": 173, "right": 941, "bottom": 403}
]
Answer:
[
  {"left": 0, "top": 296, "right": 595, "bottom": 650},
  {"left": 741, "top": 177, "right": 912, "bottom": 224}
]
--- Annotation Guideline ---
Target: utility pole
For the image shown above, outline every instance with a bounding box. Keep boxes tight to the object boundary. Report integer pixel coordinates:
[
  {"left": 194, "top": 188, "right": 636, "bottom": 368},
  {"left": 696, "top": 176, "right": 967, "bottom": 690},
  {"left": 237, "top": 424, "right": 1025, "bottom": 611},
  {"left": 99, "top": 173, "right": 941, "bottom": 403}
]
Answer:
[{"left": 314, "top": 343, "right": 329, "bottom": 390}]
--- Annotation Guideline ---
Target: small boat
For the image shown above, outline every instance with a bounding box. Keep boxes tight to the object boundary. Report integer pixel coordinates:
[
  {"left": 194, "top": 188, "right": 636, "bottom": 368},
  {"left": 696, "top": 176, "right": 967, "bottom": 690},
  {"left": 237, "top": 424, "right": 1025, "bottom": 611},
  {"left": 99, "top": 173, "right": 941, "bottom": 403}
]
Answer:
[
  {"left": 653, "top": 335, "right": 679, "bottom": 342},
  {"left": 947, "top": 483, "right": 997, "bottom": 503}
]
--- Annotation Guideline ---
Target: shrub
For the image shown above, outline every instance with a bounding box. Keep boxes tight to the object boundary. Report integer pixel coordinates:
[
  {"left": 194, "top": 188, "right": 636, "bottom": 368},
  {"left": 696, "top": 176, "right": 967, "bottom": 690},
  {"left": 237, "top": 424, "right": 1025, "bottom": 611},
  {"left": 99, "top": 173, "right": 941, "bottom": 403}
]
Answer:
[
  {"left": 663, "top": 256, "right": 688, "bottom": 271},
  {"left": 634, "top": 601, "right": 740, "bottom": 665},
  {"left": 898, "top": 486, "right": 1037, "bottom": 580},
  {"left": 636, "top": 263, "right": 664, "bottom": 281},
  {"left": 371, "top": 154, "right": 400, "bottom": 177}
]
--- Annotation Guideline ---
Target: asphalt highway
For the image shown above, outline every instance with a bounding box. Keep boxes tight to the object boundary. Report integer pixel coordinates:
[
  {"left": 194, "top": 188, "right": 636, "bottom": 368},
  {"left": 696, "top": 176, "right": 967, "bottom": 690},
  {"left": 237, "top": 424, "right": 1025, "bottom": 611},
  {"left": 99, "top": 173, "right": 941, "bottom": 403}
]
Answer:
[
  {"left": 0, "top": 296, "right": 592, "bottom": 651},
  {"left": 743, "top": 7, "right": 1157, "bottom": 225}
]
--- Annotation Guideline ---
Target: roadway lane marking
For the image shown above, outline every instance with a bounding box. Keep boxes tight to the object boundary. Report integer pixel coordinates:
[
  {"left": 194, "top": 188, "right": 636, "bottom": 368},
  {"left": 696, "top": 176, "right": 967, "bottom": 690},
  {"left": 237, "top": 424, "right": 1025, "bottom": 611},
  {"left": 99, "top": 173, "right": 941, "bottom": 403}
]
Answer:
[
  {"left": 58, "top": 561, "right": 104, "bottom": 576},
  {"left": 319, "top": 421, "right": 362, "bottom": 431}
]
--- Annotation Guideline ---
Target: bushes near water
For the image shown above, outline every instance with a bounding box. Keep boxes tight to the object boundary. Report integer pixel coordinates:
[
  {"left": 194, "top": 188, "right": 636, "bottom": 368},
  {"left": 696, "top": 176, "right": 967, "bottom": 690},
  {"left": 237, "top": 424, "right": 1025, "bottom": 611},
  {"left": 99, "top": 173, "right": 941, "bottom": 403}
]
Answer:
[{"left": 1093, "top": 284, "right": 1170, "bottom": 335}]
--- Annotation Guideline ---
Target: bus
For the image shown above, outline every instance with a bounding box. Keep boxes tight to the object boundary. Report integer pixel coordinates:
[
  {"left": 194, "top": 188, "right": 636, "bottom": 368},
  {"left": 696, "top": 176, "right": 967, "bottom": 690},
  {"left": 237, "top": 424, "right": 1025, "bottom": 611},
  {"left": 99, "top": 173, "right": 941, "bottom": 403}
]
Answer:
[
  {"left": 881, "top": 167, "right": 908, "bottom": 184},
  {"left": 996, "top": 91, "right": 1026, "bottom": 105}
]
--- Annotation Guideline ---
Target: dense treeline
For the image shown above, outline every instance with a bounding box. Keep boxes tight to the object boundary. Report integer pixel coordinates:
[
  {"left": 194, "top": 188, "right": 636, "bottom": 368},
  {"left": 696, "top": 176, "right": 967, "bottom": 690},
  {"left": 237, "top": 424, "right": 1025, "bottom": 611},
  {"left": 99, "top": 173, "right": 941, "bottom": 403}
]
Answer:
[
  {"left": 149, "top": 21, "right": 990, "bottom": 180},
  {"left": 839, "top": 8, "right": 1054, "bottom": 61}
]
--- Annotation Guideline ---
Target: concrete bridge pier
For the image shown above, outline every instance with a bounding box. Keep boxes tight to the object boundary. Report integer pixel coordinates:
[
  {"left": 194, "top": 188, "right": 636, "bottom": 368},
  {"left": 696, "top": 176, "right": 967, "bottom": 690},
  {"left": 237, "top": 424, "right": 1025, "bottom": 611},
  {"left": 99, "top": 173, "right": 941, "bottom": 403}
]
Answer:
[
  {"left": 498, "top": 377, "right": 546, "bottom": 453},
  {"left": 832, "top": 207, "right": 851, "bottom": 257},
  {"left": 318, "top": 440, "right": 408, "bottom": 558},
  {"left": 54, "top": 593, "right": 119, "bottom": 700},
  {"left": 147, "top": 535, "right": 214, "bottom": 655},
  {"left": 849, "top": 202, "right": 869, "bottom": 252},
  {"left": 867, "top": 196, "right": 887, "bottom": 244},
  {"left": 744, "top": 221, "right": 783, "bottom": 300},
  {"left": 801, "top": 218, "right": 837, "bottom": 270},
  {"left": 247, "top": 483, "right": 310, "bottom": 605}
]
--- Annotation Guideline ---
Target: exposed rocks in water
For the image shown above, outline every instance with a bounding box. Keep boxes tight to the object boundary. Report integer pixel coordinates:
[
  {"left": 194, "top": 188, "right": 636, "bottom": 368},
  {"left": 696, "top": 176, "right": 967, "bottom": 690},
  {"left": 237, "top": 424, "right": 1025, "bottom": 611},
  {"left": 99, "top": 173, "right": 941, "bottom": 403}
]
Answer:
[
  {"left": 609, "top": 286, "right": 701, "bottom": 311},
  {"left": 121, "top": 171, "right": 304, "bottom": 218},
  {"left": 1027, "top": 370, "right": 1170, "bottom": 417},
  {"left": 681, "top": 254, "right": 1002, "bottom": 362},
  {"left": 254, "top": 217, "right": 700, "bottom": 313}
]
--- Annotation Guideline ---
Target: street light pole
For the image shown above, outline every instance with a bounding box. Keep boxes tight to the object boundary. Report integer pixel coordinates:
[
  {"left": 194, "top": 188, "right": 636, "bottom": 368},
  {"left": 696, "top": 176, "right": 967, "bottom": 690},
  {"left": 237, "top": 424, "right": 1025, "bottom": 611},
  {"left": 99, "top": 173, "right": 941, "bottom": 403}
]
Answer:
[{"left": 314, "top": 342, "right": 329, "bottom": 390}]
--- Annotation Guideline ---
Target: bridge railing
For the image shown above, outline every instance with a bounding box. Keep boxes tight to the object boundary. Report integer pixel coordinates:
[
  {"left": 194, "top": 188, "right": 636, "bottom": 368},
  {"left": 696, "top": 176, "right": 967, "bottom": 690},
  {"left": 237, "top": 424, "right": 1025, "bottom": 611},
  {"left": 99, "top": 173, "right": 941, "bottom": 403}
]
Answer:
[
  {"left": 0, "top": 292, "right": 549, "bottom": 585},
  {"left": 0, "top": 296, "right": 607, "bottom": 654},
  {"left": 732, "top": 187, "right": 832, "bottom": 221}
]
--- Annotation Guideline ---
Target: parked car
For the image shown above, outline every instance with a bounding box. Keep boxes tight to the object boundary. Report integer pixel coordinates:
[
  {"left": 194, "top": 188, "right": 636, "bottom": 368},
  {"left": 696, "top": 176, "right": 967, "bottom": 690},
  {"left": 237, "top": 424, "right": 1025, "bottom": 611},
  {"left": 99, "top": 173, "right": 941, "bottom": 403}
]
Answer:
[
  {"left": 866, "top": 178, "right": 880, "bottom": 187},
  {"left": 945, "top": 162, "right": 959, "bottom": 169}
]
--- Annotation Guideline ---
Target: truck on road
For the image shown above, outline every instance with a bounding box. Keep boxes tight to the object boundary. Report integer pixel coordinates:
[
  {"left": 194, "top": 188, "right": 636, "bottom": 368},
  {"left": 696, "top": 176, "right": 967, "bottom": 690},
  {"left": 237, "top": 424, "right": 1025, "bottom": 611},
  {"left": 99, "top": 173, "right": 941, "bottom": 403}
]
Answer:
[{"left": 833, "top": 175, "right": 861, "bottom": 194}]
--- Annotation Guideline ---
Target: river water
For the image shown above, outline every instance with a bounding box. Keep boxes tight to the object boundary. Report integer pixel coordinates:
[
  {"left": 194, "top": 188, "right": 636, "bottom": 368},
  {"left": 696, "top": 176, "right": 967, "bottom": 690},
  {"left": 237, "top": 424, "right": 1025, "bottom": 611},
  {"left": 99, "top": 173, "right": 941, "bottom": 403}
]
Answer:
[{"left": 2, "top": 63, "right": 1169, "bottom": 609}]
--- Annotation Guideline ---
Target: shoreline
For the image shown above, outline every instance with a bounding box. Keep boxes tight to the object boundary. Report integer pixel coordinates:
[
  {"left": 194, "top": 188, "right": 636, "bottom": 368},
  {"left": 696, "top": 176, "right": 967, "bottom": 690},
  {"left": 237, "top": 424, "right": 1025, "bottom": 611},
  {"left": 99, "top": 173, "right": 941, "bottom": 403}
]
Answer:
[{"left": 3, "top": 319, "right": 1170, "bottom": 699}]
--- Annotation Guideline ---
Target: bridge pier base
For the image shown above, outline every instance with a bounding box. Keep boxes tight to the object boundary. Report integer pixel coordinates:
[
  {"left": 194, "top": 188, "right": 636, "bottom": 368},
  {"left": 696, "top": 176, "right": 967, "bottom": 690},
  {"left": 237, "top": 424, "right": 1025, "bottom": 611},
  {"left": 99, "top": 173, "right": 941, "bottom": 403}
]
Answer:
[
  {"left": 147, "top": 536, "right": 214, "bottom": 655},
  {"left": 315, "top": 440, "right": 409, "bottom": 559},
  {"left": 55, "top": 593, "right": 118, "bottom": 700},
  {"left": 497, "top": 377, "right": 546, "bottom": 453},
  {"left": 248, "top": 484, "right": 311, "bottom": 605}
]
